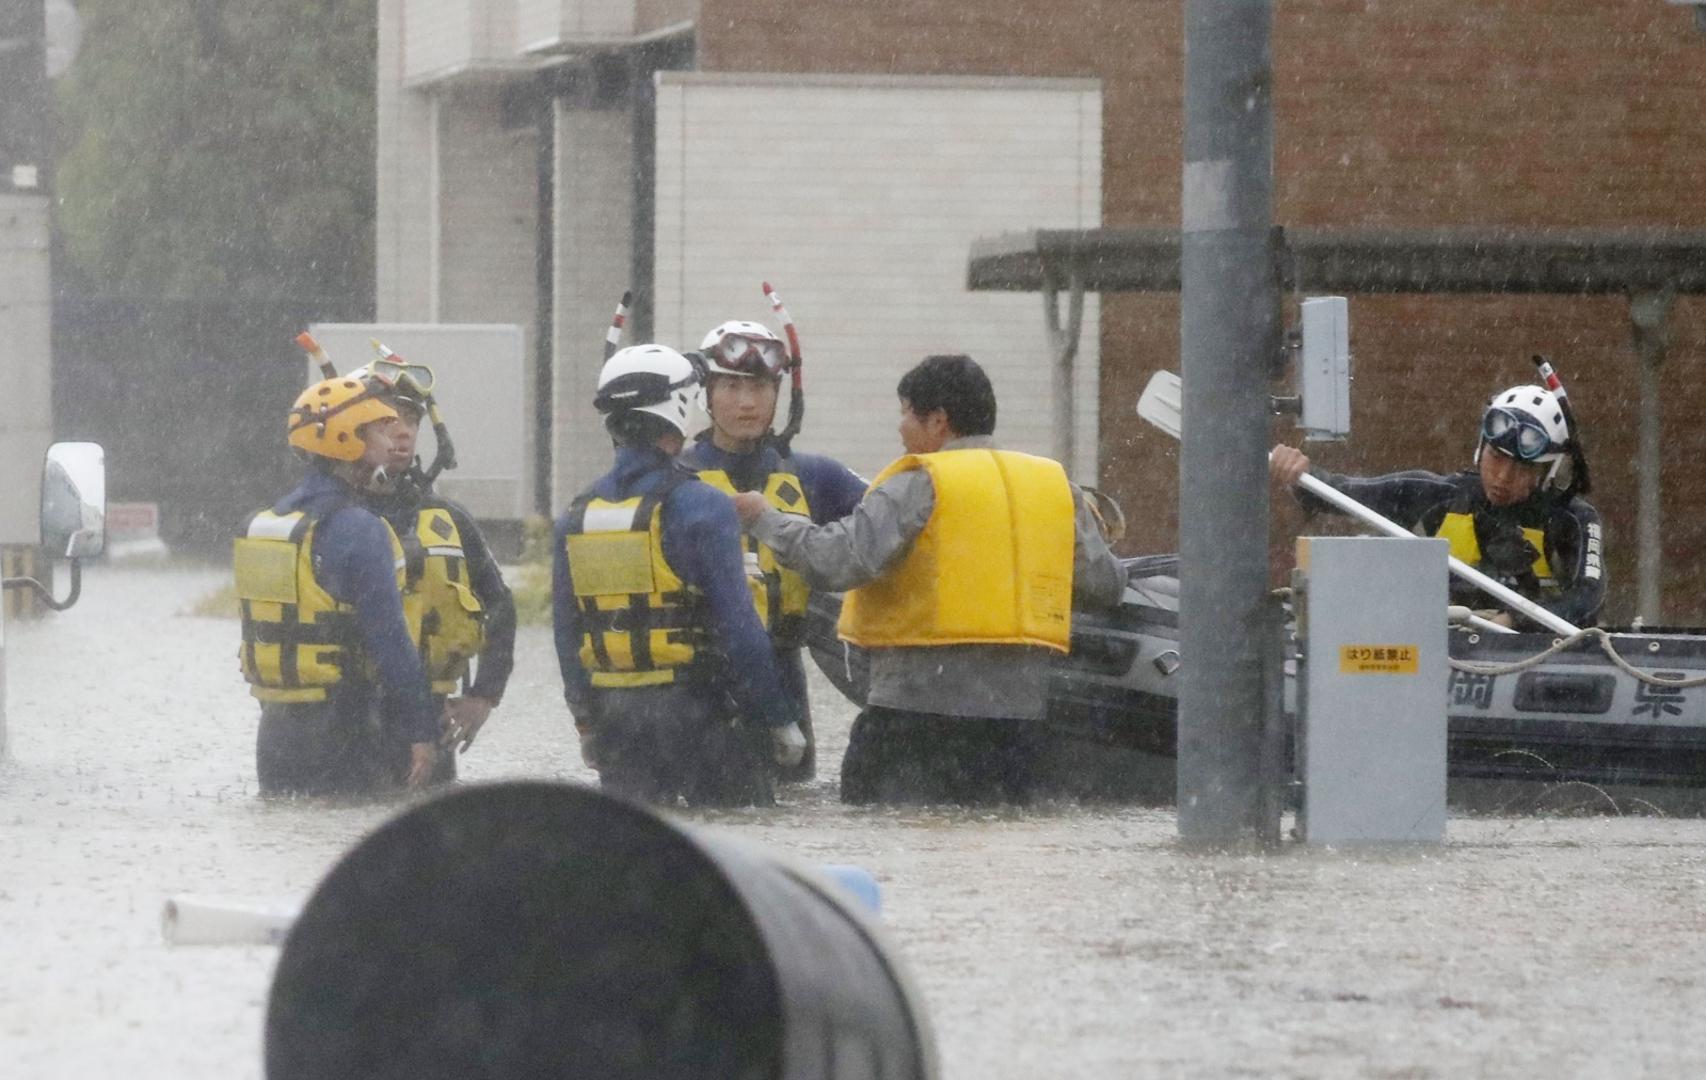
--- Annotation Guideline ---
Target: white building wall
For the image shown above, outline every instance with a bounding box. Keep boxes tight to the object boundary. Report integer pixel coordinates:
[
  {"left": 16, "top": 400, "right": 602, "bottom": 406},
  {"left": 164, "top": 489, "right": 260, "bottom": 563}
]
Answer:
[
  {"left": 403, "top": 0, "right": 476, "bottom": 80},
  {"left": 434, "top": 86, "right": 540, "bottom": 516},
  {"left": 551, "top": 104, "right": 636, "bottom": 511},
  {"left": 403, "top": 0, "right": 518, "bottom": 81},
  {"left": 376, "top": 0, "right": 437, "bottom": 320},
  {"left": 652, "top": 73, "right": 1103, "bottom": 483},
  {"left": 516, "top": 0, "right": 638, "bottom": 51}
]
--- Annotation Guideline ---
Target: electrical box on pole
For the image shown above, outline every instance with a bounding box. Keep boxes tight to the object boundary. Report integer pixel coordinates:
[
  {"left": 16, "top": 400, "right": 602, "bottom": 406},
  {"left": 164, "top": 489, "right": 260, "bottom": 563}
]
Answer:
[
  {"left": 1295, "top": 536, "right": 1448, "bottom": 844},
  {"left": 1297, "top": 296, "right": 1351, "bottom": 441}
]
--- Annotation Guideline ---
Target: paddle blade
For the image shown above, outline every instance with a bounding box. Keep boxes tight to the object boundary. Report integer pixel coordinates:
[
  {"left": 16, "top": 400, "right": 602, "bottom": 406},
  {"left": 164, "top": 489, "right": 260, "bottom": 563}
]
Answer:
[{"left": 1136, "top": 370, "right": 1183, "bottom": 439}]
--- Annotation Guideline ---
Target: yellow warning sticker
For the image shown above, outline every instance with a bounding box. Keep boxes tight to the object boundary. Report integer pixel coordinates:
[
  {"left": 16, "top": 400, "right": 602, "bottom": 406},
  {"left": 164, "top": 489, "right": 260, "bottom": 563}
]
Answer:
[{"left": 1338, "top": 644, "right": 1419, "bottom": 674}]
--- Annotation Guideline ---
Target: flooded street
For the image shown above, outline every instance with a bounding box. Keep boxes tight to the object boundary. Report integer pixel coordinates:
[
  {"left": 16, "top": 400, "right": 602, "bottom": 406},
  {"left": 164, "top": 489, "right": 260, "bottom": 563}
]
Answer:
[{"left": 4, "top": 564, "right": 1706, "bottom": 1078}]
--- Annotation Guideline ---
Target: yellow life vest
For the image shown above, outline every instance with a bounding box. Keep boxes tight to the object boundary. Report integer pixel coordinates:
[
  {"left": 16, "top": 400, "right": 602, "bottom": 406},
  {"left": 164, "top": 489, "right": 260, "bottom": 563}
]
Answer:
[
  {"left": 695, "top": 467, "right": 814, "bottom": 645},
  {"left": 1434, "top": 512, "right": 1554, "bottom": 584},
  {"left": 233, "top": 508, "right": 406, "bottom": 703},
  {"left": 564, "top": 474, "right": 705, "bottom": 688},
  {"left": 838, "top": 448, "right": 1075, "bottom": 652},
  {"left": 401, "top": 505, "right": 486, "bottom": 695}
]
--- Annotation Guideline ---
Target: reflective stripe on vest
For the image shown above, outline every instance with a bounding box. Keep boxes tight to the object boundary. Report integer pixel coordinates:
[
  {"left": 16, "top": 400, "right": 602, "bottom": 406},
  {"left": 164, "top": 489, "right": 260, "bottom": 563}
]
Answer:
[
  {"left": 403, "top": 505, "right": 486, "bottom": 695},
  {"left": 695, "top": 467, "right": 814, "bottom": 646},
  {"left": 233, "top": 508, "right": 406, "bottom": 702},
  {"left": 564, "top": 473, "right": 703, "bottom": 688},
  {"left": 837, "top": 448, "right": 1075, "bottom": 652},
  {"left": 1433, "top": 512, "right": 1554, "bottom": 585}
]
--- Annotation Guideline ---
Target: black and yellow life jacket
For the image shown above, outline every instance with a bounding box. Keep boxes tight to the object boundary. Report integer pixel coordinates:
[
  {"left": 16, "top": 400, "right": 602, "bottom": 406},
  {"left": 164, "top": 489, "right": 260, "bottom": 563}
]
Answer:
[
  {"left": 233, "top": 507, "right": 406, "bottom": 702},
  {"left": 400, "top": 504, "right": 486, "bottom": 695},
  {"left": 695, "top": 466, "right": 814, "bottom": 646},
  {"left": 1433, "top": 512, "right": 1555, "bottom": 587},
  {"left": 564, "top": 472, "right": 705, "bottom": 689}
]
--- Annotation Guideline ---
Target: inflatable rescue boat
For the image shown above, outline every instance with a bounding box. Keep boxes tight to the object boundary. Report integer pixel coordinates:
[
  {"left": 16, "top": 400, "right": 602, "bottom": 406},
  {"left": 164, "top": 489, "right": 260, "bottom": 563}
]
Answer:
[{"left": 805, "top": 555, "right": 1706, "bottom": 808}]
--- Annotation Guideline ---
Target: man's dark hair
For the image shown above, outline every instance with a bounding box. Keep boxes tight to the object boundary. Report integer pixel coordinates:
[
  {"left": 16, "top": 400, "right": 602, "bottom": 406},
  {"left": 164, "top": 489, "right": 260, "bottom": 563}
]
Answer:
[
  {"left": 895, "top": 354, "right": 996, "bottom": 437},
  {"left": 605, "top": 410, "right": 679, "bottom": 449}
]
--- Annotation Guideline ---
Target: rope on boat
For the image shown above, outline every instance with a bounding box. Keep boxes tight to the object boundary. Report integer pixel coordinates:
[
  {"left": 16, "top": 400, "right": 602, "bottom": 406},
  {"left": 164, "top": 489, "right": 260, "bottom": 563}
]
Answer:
[{"left": 1449, "top": 628, "right": 1706, "bottom": 688}]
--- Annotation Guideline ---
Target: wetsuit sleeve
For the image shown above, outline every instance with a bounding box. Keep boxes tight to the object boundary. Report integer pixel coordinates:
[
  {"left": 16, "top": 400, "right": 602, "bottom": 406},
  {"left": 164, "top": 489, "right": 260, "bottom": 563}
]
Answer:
[
  {"left": 1071, "top": 484, "right": 1128, "bottom": 610},
  {"left": 748, "top": 470, "right": 935, "bottom": 592},
  {"left": 1298, "top": 468, "right": 1462, "bottom": 527},
  {"left": 1544, "top": 497, "right": 1607, "bottom": 626},
  {"left": 794, "top": 452, "right": 871, "bottom": 522},
  {"left": 551, "top": 512, "right": 595, "bottom": 720},
  {"left": 662, "top": 484, "right": 794, "bottom": 730},
  {"left": 444, "top": 500, "right": 516, "bottom": 703},
  {"left": 315, "top": 508, "right": 439, "bottom": 745}
]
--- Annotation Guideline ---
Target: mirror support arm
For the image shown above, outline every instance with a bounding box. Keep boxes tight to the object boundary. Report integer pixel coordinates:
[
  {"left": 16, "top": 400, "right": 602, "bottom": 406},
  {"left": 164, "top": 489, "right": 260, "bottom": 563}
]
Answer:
[{"left": 1, "top": 559, "right": 83, "bottom": 612}]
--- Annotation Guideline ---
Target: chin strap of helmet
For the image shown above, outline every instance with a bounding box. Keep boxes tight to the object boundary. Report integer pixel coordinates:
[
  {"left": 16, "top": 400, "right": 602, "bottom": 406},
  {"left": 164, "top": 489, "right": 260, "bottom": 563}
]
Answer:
[
  {"left": 1532, "top": 354, "right": 1590, "bottom": 498},
  {"left": 762, "top": 281, "right": 805, "bottom": 457}
]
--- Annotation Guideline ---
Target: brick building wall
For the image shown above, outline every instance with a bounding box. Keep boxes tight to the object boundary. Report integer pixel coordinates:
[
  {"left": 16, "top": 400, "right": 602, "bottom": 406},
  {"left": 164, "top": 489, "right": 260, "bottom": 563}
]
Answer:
[{"left": 699, "top": 0, "right": 1706, "bottom": 622}]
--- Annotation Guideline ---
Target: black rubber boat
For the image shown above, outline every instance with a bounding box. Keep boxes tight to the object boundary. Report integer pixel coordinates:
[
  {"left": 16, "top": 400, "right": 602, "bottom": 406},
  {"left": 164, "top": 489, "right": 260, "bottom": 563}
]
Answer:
[{"left": 805, "top": 556, "right": 1706, "bottom": 808}]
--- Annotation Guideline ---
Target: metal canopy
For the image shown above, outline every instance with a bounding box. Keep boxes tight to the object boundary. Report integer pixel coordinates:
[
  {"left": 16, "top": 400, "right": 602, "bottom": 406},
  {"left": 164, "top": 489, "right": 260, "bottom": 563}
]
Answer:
[{"left": 969, "top": 227, "right": 1706, "bottom": 296}]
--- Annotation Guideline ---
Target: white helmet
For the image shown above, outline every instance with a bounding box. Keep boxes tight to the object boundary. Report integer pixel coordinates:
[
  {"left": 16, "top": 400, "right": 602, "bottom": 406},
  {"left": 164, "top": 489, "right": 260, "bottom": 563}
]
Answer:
[
  {"left": 699, "top": 320, "right": 789, "bottom": 379},
  {"left": 1476, "top": 384, "right": 1571, "bottom": 475},
  {"left": 594, "top": 344, "right": 705, "bottom": 439}
]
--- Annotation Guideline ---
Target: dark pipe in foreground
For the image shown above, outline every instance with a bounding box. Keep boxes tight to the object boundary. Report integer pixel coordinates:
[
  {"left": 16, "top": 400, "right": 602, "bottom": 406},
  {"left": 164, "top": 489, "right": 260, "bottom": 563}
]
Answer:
[{"left": 265, "top": 781, "right": 935, "bottom": 1080}]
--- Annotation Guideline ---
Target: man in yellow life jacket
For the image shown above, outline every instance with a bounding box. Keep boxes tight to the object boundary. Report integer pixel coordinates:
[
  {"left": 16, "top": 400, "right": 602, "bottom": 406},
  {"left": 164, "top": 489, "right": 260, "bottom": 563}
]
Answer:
[
  {"left": 553, "top": 344, "right": 806, "bottom": 807},
  {"left": 235, "top": 376, "right": 440, "bottom": 795},
  {"left": 679, "top": 320, "right": 868, "bottom": 782},
  {"left": 732, "top": 354, "right": 1127, "bottom": 805},
  {"left": 359, "top": 372, "right": 516, "bottom": 782},
  {"left": 1271, "top": 383, "right": 1605, "bottom": 629}
]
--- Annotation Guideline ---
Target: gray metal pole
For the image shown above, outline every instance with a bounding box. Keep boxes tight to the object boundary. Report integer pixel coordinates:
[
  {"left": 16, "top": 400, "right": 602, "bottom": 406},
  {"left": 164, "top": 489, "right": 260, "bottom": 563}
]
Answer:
[
  {"left": 1630, "top": 289, "right": 1674, "bottom": 624},
  {"left": 1177, "top": 0, "right": 1279, "bottom": 843},
  {"left": 1043, "top": 269, "right": 1085, "bottom": 475}
]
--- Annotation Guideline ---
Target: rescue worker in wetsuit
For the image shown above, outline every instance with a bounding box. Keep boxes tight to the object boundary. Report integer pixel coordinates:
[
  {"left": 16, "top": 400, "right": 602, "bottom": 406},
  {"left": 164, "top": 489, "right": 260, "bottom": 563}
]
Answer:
[
  {"left": 732, "top": 354, "right": 1127, "bottom": 805},
  {"left": 679, "top": 320, "right": 868, "bottom": 782},
  {"left": 359, "top": 369, "right": 516, "bottom": 780},
  {"left": 236, "top": 376, "right": 440, "bottom": 795},
  {"left": 1270, "top": 383, "right": 1605, "bottom": 628},
  {"left": 553, "top": 343, "right": 807, "bottom": 807}
]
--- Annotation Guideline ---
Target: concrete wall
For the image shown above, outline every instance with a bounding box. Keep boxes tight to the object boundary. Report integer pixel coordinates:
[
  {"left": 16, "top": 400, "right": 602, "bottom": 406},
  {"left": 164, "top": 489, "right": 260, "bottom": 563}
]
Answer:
[
  {"left": 376, "top": 9, "right": 542, "bottom": 518},
  {"left": 652, "top": 72, "right": 1102, "bottom": 482},
  {"left": 550, "top": 103, "right": 636, "bottom": 510},
  {"left": 376, "top": 0, "right": 436, "bottom": 321},
  {"left": 516, "top": 0, "right": 640, "bottom": 49},
  {"left": 402, "top": 0, "right": 519, "bottom": 81}
]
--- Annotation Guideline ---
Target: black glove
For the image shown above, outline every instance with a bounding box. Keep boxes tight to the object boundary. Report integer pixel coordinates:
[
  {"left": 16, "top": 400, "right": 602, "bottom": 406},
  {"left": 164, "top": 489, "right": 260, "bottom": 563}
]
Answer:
[{"left": 1479, "top": 524, "right": 1541, "bottom": 581}]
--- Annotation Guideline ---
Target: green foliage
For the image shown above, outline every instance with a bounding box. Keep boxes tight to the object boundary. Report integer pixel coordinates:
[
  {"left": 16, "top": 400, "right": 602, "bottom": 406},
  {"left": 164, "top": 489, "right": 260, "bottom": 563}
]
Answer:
[
  {"left": 510, "top": 561, "right": 553, "bottom": 626},
  {"left": 54, "top": 0, "right": 376, "bottom": 310},
  {"left": 511, "top": 515, "right": 555, "bottom": 625}
]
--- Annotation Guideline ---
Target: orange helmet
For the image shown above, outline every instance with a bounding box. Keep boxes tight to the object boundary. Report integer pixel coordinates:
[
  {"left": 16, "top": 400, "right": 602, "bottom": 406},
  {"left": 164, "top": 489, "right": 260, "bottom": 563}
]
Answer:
[{"left": 287, "top": 377, "right": 399, "bottom": 462}]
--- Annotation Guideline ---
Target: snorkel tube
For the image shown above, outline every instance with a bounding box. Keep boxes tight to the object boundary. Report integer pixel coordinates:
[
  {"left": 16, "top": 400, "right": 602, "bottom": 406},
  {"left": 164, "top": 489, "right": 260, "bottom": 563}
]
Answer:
[
  {"left": 294, "top": 332, "right": 339, "bottom": 380},
  {"left": 762, "top": 282, "right": 805, "bottom": 456},
  {"left": 1532, "top": 354, "right": 1591, "bottom": 499},
  {"left": 604, "top": 291, "right": 632, "bottom": 362}
]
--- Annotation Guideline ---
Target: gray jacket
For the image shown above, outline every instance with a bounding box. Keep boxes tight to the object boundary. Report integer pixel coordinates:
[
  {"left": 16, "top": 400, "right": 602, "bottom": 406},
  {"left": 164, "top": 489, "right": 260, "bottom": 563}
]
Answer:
[{"left": 749, "top": 436, "right": 1127, "bottom": 720}]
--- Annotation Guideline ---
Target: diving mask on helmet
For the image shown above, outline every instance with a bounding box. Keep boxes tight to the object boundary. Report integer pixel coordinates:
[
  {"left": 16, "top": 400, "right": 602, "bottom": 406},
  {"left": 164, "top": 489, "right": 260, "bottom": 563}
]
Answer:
[
  {"left": 704, "top": 332, "right": 788, "bottom": 378},
  {"left": 1481, "top": 406, "right": 1555, "bottom": 462}
]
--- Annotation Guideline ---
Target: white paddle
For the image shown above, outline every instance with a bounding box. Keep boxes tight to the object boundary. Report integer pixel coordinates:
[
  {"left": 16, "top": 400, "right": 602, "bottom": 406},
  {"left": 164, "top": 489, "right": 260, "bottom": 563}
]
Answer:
[{"left": 1137, "top": 370, "right": 1578, "bottom": 637}]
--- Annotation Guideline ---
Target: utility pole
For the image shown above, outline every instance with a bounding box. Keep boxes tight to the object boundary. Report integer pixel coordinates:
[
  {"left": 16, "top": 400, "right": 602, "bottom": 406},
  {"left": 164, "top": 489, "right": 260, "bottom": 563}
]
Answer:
[
  {"left": 1630, "top": 288, "right": 1674, "bottom": 624},
  {"left": 1176, "top": 0, "right": 1281, "bottom": 843},
  {"left": 1, "top": 0, "right": 54, "bottom": 556}
]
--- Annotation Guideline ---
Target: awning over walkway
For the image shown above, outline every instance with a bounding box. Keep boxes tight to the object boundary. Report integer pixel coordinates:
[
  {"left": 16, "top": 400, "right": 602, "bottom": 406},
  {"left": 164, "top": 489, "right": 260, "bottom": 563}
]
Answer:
[{"left": 968, "top": 227, "right": 1706, "bottom": 295}]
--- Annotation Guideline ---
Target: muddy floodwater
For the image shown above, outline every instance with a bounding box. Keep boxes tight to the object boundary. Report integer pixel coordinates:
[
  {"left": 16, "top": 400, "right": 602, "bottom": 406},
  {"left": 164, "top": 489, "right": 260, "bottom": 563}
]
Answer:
[{"left": 3, "top": 563, "right": 1706, "bottom": 1078}]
